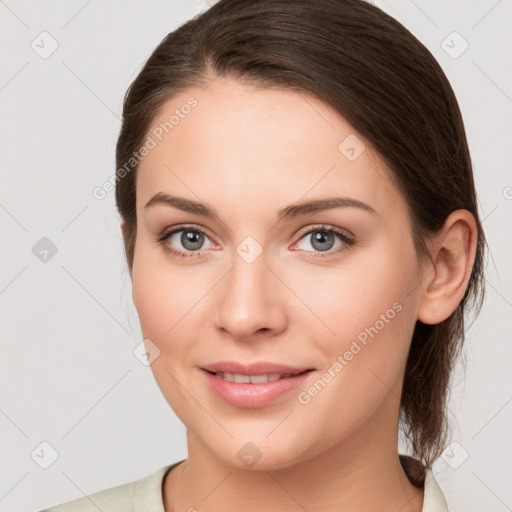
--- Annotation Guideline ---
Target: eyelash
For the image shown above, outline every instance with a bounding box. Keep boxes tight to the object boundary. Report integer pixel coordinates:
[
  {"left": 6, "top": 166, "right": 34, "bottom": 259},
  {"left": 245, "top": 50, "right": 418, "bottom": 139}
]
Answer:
[{"left": 155, "top": 223, "right": 355, "bottom": 259}]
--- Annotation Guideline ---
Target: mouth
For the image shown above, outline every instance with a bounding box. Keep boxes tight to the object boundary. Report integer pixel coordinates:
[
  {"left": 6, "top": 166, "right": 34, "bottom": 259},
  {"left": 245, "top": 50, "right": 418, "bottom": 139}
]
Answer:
[
  {"left": 201, "top": 360, "right": 314, "bottom": 376},
  {"left": 203, "top": 369, "right": 312, "bottom": 383},
  {"left": 200, "top": 368, "right": 315, "bottom": 408}
]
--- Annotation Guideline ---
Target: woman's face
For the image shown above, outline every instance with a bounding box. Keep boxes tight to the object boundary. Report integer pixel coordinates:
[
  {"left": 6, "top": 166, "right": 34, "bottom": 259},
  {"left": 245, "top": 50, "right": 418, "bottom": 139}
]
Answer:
[{"left": 131, "top": 77, "right": 427, "bottom": 469}]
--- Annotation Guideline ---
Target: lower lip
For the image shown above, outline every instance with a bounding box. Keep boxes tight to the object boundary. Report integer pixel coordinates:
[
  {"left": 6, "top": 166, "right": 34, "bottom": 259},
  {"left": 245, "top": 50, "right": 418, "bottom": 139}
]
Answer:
[{"left": 201, "top": 369, "right": 314, "bottom": 408}]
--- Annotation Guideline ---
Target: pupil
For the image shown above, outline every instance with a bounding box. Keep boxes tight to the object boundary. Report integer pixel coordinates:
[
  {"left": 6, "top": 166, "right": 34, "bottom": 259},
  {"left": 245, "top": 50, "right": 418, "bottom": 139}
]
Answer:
[
  {"left": 312, "top": 231, "right": 334, "bottom": 251},
  {"left": 182, "top": 230, "right": 204, "bottom": 250}
]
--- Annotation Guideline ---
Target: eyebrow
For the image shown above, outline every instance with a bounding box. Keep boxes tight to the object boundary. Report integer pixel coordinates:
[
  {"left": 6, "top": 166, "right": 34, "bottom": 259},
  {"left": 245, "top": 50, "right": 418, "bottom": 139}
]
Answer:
[{"left": 144, "top": 192, "right": 377, "bottom": 221}]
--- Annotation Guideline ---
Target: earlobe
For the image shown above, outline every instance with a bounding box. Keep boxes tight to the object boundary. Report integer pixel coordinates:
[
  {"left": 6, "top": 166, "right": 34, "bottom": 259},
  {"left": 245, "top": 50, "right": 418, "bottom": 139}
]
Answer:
[{"left": 417, "top": 210, "right": 477, "bottom": 325}]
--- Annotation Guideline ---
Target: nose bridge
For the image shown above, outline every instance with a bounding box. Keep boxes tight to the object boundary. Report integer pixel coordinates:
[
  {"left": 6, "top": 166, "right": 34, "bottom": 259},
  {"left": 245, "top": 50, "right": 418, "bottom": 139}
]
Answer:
[{"left": 214, "top": 238, "right": 285, "bottom": 338}]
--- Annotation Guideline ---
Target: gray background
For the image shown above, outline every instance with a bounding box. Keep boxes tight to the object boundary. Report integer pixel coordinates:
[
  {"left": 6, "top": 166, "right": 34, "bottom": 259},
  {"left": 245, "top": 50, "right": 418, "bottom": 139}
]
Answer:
[{"left": 1, "top": 1, "right": 511, "bottom": 511}]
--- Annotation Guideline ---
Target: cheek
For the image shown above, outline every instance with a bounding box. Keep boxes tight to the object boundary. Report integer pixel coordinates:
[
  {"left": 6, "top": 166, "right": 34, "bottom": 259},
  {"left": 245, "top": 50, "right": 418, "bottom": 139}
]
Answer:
[
  {"left": 131, "top": 243, "right": 208, "bottom": 355},
  {"left": 347, "top": 268, "right": 416, "bottom": 377},
  {"left": 131, "top": 249, "right": 199, "bottom": 417},
  {"left": 296, "top": 244, "right": 418, "bottom": 382},
  {"left": 132, "top": 268, "right": 169, "bottom": 340},
  {"left": 131, "top": 238, "right": 177, "bottom": 341},
  {"left": 295, "top": 293, "right": 414, "bottom": 435},
  {"left": 292, "top": 250, "right": 414, "bottom": 335}
]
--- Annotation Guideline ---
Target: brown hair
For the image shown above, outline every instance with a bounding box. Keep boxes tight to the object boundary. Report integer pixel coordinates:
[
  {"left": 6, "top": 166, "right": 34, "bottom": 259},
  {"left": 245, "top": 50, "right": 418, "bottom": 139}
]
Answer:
[{"left": 115, "top": 0, "right": 486, "bottom": 486}]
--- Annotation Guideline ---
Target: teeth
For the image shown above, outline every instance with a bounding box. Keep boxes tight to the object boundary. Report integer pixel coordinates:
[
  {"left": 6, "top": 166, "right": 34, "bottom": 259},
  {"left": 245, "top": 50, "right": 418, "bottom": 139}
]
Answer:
[{"left": 216, "top": 372, "right": 294, "bottom": 383}]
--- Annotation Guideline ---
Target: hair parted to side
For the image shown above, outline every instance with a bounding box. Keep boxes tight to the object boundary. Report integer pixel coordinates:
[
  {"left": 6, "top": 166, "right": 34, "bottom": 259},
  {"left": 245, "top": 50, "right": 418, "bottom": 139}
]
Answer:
[{"left": 115, "top": 0, "right": 487, "bottom": 486}]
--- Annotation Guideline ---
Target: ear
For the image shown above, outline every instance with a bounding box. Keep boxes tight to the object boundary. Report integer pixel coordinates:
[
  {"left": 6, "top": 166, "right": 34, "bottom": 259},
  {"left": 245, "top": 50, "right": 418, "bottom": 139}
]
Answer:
[{"left": 417, "top": 209, "right": 478, "bottom": 325}]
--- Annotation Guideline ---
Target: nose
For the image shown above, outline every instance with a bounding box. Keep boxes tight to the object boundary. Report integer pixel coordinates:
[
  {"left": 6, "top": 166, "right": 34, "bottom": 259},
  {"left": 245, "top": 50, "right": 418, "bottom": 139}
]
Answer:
[{"left": 213, "top": 247, "right": 288, "bottom": 342}]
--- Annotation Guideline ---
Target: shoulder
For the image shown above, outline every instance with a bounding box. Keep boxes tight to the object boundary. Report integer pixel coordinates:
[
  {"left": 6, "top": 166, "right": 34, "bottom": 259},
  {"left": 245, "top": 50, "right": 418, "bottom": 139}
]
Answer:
[
  {"left": 38, "top": 462, "right": 182, "bottom": 512},
  {"left": 399, "top": 454, "right": 449, "bottom": 511},
  {"left": 38, "top": 479, "right": 135, "bottom": 512},
  {"left": 423, "top": 468, "right": 450, "bottom": 512}
]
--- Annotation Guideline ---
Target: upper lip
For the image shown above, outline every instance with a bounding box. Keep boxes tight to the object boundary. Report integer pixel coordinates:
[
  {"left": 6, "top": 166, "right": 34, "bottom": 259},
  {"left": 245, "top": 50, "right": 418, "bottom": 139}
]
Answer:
[{"left": 201, "top": 361, "right": 313, "bottom": 375}]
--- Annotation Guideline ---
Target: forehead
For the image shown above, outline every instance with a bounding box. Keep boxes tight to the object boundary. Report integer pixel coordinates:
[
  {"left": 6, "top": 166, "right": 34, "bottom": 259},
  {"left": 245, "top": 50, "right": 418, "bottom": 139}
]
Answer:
[{"left": 136, "top": 77, "right": 404, "bottom": 221}]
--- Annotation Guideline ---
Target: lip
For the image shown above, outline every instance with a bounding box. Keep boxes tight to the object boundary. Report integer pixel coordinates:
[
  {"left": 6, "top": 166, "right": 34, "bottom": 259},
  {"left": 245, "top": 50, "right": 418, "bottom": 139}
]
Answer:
[
  {"left": 201, "top": 361, "right": 313, "bottom": 375},
  {"left": 200, "top": 367, "right": 315, "bottom": 408}
]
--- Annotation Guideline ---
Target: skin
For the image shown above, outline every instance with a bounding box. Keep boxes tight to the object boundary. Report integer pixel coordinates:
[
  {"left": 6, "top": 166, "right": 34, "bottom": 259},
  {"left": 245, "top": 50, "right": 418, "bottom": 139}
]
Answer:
[{"left": 127, "top": 76, "right": 477, "bottom": 512}]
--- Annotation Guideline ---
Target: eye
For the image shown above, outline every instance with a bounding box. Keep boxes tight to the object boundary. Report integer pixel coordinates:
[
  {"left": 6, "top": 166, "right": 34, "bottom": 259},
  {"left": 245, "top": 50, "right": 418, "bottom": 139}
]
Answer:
[
  {"left": 156, "top": 223, "right": 355, "bottom": 260},
  {"left": 156, "top": 225, "right": 216, "bottom": 258},
  {"left": 292, "top": 224, "right": 355, "bottom": 258}
]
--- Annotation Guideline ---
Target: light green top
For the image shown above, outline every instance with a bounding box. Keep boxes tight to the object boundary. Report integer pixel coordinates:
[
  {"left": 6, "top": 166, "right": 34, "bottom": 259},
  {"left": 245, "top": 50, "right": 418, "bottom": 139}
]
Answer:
[{"left": 39, "top": 458, "right": 449, "bottom": 511}]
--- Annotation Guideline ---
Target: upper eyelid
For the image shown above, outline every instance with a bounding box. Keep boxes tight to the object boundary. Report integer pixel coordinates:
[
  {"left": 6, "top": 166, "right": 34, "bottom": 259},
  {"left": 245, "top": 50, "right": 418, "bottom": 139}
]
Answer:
[
  {"left": 161, "top": 224, "right": 213, "bottom": 241},
  {"left": 295, "top": 223, "right": 354, "bottom": 241}
]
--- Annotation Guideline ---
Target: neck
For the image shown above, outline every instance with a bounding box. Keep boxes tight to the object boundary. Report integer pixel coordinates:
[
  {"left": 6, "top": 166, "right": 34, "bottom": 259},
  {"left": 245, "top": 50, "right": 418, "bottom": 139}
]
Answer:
[{"left": 163, "top": 414, "right": 425, "bottom": 512}]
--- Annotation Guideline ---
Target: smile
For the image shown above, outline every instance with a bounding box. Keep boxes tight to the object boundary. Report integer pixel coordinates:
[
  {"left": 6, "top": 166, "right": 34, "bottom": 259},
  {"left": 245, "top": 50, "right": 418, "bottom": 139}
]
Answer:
[
  {"left": 202, "top": 369, "right": 314, "bottom": 408},
  {"left": 209, "top": 371, "right": 309, "bottom": 383}
]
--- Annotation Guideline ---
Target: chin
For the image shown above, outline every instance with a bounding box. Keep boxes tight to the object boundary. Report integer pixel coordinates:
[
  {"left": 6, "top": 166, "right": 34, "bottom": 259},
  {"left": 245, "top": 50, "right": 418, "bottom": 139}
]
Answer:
[{"left": 205, "top": 435, "right": 312, "bottom": 472}]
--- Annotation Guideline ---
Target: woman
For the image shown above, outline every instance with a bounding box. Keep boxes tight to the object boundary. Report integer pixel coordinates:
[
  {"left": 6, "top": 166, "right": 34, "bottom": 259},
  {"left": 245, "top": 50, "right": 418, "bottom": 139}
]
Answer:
[{"left": 41, "top": 0, "right": 486, "bottom": 510}]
